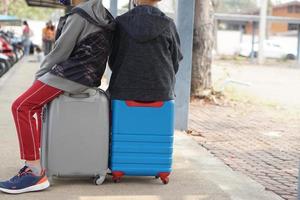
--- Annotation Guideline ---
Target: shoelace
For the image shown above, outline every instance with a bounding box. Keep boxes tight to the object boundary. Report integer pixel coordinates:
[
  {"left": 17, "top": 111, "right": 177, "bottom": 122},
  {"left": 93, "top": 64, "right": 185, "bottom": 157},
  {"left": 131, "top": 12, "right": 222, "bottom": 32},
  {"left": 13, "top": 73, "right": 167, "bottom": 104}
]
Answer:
[{"left": 10, "top": 166, "right": 33, "bottom": 182}]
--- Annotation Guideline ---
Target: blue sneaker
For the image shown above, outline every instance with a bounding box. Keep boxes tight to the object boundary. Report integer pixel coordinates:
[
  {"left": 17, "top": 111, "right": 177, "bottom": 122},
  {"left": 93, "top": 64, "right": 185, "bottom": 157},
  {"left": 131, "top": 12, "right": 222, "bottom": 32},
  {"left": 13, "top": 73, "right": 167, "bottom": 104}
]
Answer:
[{"left": 0, "top": 166, "right": 50, "bottom": 194}]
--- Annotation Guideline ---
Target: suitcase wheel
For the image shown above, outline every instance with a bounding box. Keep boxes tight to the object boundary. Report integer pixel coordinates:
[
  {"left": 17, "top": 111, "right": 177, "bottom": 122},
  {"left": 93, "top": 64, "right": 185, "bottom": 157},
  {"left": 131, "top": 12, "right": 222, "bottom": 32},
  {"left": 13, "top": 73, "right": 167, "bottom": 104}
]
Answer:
[
  {"left": 158, "top": 172, "right": 170, "bottom": 185},
  {"left": 112, "top": 171, "right": 124, "bottom": 183},
  {"left": 94, "top": 175, "right": 105, "bottom": 185},
  {"left": 113, "top": 177, "right": 121, "bottom": 183},
  {"left": 161, "top": 177, "right": 169, "bottom": 185}
]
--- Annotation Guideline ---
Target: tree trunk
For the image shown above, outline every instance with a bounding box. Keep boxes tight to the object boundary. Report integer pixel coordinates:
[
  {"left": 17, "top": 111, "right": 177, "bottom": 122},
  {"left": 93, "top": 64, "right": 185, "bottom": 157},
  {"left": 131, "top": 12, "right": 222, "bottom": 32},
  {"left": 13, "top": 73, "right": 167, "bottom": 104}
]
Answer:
[{"left": 191, "top": 0, "right": 215, "bottom": 98}]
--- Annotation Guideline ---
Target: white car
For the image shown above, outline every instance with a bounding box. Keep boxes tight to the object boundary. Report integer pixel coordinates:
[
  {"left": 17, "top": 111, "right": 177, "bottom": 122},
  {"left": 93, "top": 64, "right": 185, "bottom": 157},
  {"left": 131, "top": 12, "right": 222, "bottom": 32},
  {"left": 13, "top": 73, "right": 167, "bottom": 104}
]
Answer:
[{"left": 239, "top": 40, "right": 296, "bottom": 60}]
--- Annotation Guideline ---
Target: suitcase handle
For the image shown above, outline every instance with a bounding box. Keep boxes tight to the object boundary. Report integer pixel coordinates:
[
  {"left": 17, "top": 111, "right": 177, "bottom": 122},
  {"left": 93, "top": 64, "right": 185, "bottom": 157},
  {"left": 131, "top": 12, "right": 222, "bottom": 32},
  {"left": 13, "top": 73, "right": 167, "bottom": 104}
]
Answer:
[
  {"left": 65, "top": 89, "right": 98, "bottom": 98},
  {"left": 125, "top": 101, "right": 164, "bottom": 107},
  {"left": 67, "top": 93, "right": 90, "bottom": 98}
]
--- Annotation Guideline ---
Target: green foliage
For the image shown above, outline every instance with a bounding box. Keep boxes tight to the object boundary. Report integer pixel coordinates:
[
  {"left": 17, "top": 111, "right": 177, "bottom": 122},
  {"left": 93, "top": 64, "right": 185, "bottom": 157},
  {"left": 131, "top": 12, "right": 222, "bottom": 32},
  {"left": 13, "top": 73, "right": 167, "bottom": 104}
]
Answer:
[
  {"left": 0, "top": 0, "right": 61, "bottom": 20},
  {"left": 216, "top": 0, "right": 258, "bottom": 13}
]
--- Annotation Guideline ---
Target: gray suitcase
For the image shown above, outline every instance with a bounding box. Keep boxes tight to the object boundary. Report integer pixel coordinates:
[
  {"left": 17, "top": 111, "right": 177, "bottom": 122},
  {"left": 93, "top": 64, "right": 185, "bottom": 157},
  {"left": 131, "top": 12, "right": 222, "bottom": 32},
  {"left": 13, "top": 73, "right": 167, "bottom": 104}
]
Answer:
[{"left": 41, "top": 88, "right": 109, "bottom": 185}]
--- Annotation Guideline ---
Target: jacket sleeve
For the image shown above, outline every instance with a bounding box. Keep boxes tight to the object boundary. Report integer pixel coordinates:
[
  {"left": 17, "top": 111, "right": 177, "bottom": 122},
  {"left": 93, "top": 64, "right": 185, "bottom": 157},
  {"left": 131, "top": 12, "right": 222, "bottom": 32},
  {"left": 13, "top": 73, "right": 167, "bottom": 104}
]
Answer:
[
  {"left": 170, "top": 22, "right": 183, "bottom": 74},
  {"left": 35, "top": 14, "right": 85, "bottom": 79},
  {"left": 108, "top": 24, "right": 120, "bottom": 71}
]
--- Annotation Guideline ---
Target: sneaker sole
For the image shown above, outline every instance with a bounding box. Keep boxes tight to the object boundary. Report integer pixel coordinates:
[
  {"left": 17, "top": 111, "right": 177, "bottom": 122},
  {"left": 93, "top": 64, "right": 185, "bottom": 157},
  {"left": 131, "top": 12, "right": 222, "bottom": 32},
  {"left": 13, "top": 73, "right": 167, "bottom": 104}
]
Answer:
[{"left": 0, "top": 180, "right": 50, "bottom": 194}]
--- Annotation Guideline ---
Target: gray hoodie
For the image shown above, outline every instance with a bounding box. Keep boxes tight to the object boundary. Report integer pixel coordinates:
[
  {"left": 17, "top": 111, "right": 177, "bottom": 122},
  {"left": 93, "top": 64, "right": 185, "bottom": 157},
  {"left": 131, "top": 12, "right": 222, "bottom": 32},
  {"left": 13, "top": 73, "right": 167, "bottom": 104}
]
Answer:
[{"left": 36, "top": 0, "right": 112, "bottom": 93}]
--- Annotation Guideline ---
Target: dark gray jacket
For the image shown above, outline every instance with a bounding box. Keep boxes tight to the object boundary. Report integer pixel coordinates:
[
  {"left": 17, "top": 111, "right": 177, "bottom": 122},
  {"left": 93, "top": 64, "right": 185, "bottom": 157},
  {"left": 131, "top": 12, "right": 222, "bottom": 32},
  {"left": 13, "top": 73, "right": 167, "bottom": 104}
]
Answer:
[{"left": 108, "top": 5, "right": 183, "bottom": 101}]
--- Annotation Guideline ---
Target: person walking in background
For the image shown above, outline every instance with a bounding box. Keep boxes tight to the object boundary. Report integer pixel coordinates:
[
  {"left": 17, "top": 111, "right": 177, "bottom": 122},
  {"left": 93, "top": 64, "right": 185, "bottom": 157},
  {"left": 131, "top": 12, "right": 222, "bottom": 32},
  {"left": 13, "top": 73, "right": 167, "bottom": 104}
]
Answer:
[
  {"left": 42, "top": 21, "right": 56, "bottom": 56},
  {"left": 22, "top": 21, "right": 32, "bottom": 56}
]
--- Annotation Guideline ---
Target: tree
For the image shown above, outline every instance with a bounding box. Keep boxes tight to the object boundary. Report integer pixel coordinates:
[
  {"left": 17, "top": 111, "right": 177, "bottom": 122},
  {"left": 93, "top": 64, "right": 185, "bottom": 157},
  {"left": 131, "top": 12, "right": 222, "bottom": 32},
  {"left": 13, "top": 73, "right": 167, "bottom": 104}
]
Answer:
[
  {"left": 191, "top": 0, "right": 217, "bottom": 98},
  {"left": 0, "top": 0, "right": 59, "bottom": 20},
  {"left": 1, "top": 0, "right": 10, "bottom": 15}
]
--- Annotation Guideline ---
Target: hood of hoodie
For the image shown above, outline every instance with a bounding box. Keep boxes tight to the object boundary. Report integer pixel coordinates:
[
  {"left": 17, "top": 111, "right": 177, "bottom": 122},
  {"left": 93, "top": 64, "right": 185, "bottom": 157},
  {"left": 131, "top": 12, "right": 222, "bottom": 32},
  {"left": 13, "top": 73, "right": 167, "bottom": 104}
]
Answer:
[
  {"left": 75, "top": 0, "right": 115, "bottom": 30},
  {"left": 117, "top": 5, "right": 172, "bottom": 43}
]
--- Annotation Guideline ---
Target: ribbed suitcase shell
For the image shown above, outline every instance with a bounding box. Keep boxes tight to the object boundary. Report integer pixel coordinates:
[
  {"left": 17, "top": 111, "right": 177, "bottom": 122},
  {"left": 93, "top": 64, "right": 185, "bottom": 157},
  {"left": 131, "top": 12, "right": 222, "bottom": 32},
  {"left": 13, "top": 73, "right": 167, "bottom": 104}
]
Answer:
[
  {"left": 110, "top": 100, "right": 174, "bottom": 178},
  {"left": 41, "top": 89, "right": 109, "bottom": 184}
]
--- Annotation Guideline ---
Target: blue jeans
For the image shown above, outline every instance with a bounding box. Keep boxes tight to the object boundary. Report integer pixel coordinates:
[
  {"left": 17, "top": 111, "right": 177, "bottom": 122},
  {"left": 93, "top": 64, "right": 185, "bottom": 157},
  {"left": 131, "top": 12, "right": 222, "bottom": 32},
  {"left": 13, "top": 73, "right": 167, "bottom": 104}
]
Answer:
[{"left": 23, "top": 39, "right": 31, "bottom": 56}]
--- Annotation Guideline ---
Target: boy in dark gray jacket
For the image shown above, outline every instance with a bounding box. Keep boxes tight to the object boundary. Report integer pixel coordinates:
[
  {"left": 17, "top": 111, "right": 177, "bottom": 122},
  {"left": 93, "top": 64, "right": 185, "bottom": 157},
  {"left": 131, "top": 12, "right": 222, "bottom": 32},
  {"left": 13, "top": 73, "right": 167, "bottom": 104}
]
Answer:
[{"left": 108, "top": 0, "right": 183, "bottom": 101}]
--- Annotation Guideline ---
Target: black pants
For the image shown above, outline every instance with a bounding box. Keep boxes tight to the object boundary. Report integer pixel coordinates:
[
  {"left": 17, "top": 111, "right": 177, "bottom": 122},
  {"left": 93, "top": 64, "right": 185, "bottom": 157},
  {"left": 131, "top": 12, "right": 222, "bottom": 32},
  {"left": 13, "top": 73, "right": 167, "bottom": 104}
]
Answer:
[{"left": 43, "top": 41, "right": 54, "bottom": 56}]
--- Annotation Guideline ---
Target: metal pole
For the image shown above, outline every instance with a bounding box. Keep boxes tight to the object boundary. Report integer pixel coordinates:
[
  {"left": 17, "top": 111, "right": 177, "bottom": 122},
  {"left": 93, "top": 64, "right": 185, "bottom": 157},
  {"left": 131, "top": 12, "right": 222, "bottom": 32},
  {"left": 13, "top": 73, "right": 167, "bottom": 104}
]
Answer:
[
  {"left": 214, "top": 19, "right": 219, "bottom": 55},
  {"left": 297, "top": 25, "right": 300, "bottom": 65},
  {"left": 239, "top": 24, "right": 243, "bottom": 43},
  {"left": 258, "top": 0, "right": 267, "bottom": 65},
  {"left": 175, "top": 0, "right": 196, "bottom": 130},
  {"left": 128, "top": 0, "right": 133, "bottom": 10},
  {"left": 298, "top": 161, "right": 300, "bottom": 200},
  {"left": 251, "top": 21, "right": 256, "bottom": 62},
  {"left": 110, "top": 0, "right": 118, "bottom": 17}
]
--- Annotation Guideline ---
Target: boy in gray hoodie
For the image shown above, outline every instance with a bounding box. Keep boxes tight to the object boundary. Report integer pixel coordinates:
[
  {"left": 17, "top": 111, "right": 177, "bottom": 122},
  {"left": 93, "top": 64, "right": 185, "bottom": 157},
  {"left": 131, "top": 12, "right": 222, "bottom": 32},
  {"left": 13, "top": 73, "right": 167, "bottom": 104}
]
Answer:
[
  {"left": 0, "top": 0, "right": 114, "bottom": 194},
  {"left": 108, "top": 0, "right": 183, "bottom": 101}
]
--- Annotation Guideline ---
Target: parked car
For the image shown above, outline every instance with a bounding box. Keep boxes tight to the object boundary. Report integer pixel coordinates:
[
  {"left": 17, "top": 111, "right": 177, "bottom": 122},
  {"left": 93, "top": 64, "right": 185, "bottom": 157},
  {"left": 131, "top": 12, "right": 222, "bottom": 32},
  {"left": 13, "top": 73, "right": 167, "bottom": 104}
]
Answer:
[{"left": 238, "top": 40, "right": 296, "bottom": 60}]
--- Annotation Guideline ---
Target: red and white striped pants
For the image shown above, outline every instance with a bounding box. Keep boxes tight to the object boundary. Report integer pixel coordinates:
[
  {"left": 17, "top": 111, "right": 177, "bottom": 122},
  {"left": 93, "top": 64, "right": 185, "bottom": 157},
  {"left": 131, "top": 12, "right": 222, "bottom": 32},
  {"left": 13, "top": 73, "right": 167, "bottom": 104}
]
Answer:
[{"left": 11, "top": 80, "right": 63, "bottom": 161}]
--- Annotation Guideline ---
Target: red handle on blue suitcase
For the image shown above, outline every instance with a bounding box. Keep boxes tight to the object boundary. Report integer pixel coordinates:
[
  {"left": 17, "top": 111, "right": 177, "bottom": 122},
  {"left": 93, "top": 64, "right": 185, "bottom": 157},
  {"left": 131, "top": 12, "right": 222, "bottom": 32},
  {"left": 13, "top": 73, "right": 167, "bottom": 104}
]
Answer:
[{"left": 125, "top": 101, "right": 164, "bottom": 107}]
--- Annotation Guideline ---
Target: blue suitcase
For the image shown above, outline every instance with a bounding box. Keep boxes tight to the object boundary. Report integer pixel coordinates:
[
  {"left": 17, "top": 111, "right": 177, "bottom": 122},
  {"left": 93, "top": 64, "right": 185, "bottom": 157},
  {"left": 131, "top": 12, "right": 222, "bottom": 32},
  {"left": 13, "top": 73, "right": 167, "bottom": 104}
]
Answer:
[{"left": 110, "top": 100, "right": 175, "bottom": 184}]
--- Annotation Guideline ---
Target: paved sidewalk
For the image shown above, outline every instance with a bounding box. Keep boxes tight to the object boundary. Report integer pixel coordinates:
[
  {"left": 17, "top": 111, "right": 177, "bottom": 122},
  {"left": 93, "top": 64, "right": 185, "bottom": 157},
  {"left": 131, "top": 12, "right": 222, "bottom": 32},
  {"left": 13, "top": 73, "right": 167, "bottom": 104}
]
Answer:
[
  {"left": 189, "top": 102, "right": 300, "bottom": 200},
  {"left": 0, "top": 57, "right": 282, "bottom": 200}
]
